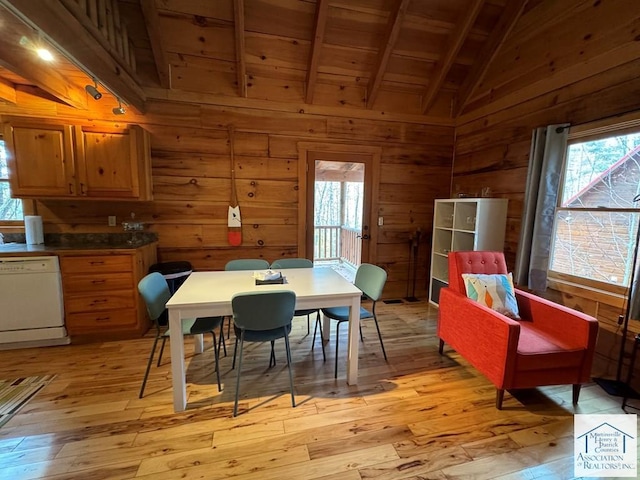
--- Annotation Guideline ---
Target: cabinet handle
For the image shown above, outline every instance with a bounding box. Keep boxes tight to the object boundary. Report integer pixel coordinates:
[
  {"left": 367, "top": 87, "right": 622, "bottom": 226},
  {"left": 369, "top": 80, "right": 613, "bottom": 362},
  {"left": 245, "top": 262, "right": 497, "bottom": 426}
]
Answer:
[
  {"left": 91, "top": 299, "right": 108, "bottom": 305},
  {"left": 80, "top": 183, "right": 86, "bottom": 195},
  {"left": 95, "top": 317, "right": 111, "bottom": 322},
  {"left": 90, "top": 261, "right": 105, "bottom": 265},
  {"left": 91, "top": 279, "right": 106, "bottom": 284},
  {"left": 68, "top": 183, "right": 73, "bottom": 194}
]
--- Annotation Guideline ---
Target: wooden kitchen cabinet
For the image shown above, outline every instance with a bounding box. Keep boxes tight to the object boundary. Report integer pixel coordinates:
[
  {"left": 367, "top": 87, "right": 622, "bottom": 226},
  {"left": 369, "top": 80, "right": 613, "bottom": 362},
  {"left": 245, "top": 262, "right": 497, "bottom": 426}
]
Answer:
[
  {"left": 74, "top": 125, "right": 152, "bottom": 200},
  {"left": 3, "top": 120, "right": 152, "bottom": 200},
  {"left": 59, "top": 243, "right": 157, "bottom": 341},
  {"left": 3, "top": 123, "right": 76, "bottom": 198}
]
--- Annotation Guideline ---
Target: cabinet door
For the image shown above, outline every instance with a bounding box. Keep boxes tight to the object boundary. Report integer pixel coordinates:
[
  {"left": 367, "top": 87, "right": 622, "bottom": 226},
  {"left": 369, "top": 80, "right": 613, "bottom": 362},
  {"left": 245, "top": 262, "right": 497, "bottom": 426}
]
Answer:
[
  {"left": 4, "top": 124, "right": 75, "bottom": 197},
  {"left": 75, "top": 127, "right": 140, "bottom": 198}
]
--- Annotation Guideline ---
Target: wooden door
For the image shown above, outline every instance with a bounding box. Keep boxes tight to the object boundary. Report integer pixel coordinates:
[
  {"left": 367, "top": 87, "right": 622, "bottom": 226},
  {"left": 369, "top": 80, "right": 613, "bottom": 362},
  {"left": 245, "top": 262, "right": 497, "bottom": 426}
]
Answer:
[
  {"left": 298, "top": 144, "right": 381, "bottom": 264},
  {"left": 74, "top": 126, "right": 140, "bottom": 199},
  {"left": 4, "top": 123, "right": 75, "bottom": 197}
]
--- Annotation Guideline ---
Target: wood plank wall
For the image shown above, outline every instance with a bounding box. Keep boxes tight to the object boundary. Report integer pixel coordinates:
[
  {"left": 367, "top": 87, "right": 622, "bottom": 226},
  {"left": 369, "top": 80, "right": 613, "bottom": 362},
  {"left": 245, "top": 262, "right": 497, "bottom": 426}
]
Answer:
[
  {"left": 453, "top": 0, "right": 640, "bottom": 385},
  {"left": 0, "top": 94, "right": 453, "bottom": 300}
]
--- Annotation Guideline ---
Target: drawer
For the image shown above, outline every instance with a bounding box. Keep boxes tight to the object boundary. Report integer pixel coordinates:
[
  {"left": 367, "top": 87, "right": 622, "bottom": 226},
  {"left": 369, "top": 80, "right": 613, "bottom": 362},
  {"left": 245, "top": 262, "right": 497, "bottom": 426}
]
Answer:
[
  {"left": 65, "top": 291, "right": 136, "bottom": 312},
  {"left": 66, "top": 309, "right": 137, "bottom": 332},
  {"left": 60, "top": 255, "right": 133, "bottom": 274},
  {"left": 63, "top": 272, "right": 133, "bottom": 293}
]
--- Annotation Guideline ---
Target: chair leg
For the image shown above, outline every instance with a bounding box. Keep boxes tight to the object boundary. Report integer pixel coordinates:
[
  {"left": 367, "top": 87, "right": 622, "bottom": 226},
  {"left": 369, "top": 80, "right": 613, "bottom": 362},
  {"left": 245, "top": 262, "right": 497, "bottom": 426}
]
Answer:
[
  {"left": 496, "top": 389, "right": 505, "bottom": 409},
  {"left": 226, "top": 316, "right": 231, "bottom": 339},
  {"left": 212, "top": 331, "right": 221, "bottom": 392},
  {"left": 219, "top": 323, "right": 227, "bottom": 357},
  {"left": 311, "top": 312, "right": 326, "bottom": 361},
  {"left": 232, "top": 337, "right": 238, "bottom": 370},
  {"left": 284, "top": 330, "right": 296, "bottom": 408},
  {"left": 233, "top": 332, "right": 245, "bottom": 417},
  {"left": 573, "top": 384, "right": 581, "bottom": 404},
  {"left": 269, "top": 341, "right": 276, "bottom": 368},
  {"left": 139, "top": 335, "right": 160, "bottom": 398},
  {"left": 372, "top": 313, "right": 387, "bottom": 361},
  {"left": 307, "top": 314, "right": 310, "bottom": 336},
  {"left": 438, "top": 339, "right": 444, "bottom": 355},
  {"left": 157, "top": 337, "right": 168, "bottom": 366}
]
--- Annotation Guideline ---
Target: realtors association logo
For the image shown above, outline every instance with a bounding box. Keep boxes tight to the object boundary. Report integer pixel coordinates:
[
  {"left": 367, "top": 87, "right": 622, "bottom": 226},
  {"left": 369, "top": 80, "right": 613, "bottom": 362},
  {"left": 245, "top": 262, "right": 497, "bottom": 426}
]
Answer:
[{"left": 574, "top": 414, "right": 637, "bottom": 477}]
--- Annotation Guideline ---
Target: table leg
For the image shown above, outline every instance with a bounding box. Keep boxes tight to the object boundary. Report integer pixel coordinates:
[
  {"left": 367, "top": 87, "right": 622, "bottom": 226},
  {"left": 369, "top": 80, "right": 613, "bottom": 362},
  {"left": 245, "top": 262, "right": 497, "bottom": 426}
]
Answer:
[
  {"left": 322, "top": 312, "right": 330, "bottom": 341},
  {"left": 194, "top": 334, "right": 204, "bottom": 353},
  {"left": 169, "top": 308, "right": 187, "bottom": 412},
  {"left": 346, "top": 294, "right": 360, "bottom": 385}
]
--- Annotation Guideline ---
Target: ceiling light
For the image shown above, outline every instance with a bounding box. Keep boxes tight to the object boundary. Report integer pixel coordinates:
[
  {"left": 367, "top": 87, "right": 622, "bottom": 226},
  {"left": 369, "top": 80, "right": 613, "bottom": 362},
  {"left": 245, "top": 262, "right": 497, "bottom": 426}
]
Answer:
[
  {"left": 112, "top": 99, "right": 126, "bottom": 115},
  {"left": 36, "top": 48, "right": 54, "bottom": 62},
  {"left": 85, "top": 79, "right": 102, "bottom": 100}
]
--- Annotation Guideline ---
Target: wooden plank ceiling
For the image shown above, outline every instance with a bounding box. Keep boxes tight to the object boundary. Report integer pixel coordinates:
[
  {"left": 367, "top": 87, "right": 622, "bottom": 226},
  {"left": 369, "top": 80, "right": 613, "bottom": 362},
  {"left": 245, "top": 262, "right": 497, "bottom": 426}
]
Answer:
[{"left": 0, "top": 0, "right": 527, "bottom": 119}]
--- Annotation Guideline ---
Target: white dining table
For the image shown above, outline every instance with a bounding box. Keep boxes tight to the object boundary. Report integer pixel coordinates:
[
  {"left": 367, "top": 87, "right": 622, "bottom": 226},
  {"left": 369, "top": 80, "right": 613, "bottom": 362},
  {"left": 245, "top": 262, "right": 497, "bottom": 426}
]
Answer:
[{"left": 166, "top": 267, "right": 362, "bottom": 412}]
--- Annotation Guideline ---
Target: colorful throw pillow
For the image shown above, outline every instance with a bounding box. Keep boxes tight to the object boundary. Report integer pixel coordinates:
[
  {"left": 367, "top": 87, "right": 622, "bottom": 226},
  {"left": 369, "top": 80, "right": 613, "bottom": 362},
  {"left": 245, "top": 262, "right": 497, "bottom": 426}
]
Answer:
[{"left": 461, "top": 272, "right": 520, "bottom": 319}]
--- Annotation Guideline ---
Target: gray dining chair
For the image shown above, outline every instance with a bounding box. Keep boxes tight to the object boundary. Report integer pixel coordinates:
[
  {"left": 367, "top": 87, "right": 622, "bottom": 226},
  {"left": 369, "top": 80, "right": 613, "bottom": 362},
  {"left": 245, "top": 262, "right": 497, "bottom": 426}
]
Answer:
[
  {"left": 137, "top": 272, "right": 224, "bottom": 398},
  {"left": 231, "top": 290, "right": 297, "bottom": 416},
  {"left": 320, "top": 263, "right": 388, "bottom": 378}
]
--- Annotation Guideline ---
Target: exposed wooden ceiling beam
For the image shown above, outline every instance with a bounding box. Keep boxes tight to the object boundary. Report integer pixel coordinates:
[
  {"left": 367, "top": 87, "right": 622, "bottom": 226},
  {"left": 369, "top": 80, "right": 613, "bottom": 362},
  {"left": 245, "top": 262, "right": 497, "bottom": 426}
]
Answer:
[
  {"left": 0, "top": 77, "right": 17, "bottom": 104},
  {"left": 0, "top": 0, "right": 146, "bottom": 113},
  {"left": 421, "top": 0, "right": 485, "bottom": 114},
  {"left": 455, "top": 0, "right": 528, "bottom": 115},
  {"left": 139, "top": 0, "right": 170, "bottom": 89},
  {"left": 366, "top": 0, "right": 411, "bottom": 109},
  {"left": 233, "top": 0, "right": 247, "bottom": 98},
  {"left": 305, "top": 0, "right": 330, "bottom": 104},
  {"left": 0, "top": 8, "right": 87, "bottom": 109}
]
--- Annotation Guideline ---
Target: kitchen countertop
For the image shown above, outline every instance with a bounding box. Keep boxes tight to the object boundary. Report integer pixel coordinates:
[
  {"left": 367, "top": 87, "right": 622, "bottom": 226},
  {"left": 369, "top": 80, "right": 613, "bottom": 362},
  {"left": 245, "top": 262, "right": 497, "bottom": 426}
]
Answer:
[
  {"left": 0, "top": 242, "right": 156, "bottom": 255},
  {"left": 0, "top": 233, "right": 158, "bottom": 256}
]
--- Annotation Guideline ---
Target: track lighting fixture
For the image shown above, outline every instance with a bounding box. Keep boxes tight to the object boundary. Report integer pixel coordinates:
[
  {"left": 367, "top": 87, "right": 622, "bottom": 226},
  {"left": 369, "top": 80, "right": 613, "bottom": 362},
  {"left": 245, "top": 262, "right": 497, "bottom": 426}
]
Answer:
[
  {"left": 112, "top": 99, "right": 126, "bottom": 115},
  {"left": 85, "top": 79, "right": 102, "bottom": 100}
]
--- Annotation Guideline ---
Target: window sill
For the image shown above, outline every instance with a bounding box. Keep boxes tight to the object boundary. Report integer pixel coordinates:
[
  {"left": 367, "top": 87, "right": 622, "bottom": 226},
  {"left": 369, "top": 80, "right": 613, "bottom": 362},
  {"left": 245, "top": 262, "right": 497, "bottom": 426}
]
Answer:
[{"left": 546, "top": 276, "right": 625, "bottom": 309}]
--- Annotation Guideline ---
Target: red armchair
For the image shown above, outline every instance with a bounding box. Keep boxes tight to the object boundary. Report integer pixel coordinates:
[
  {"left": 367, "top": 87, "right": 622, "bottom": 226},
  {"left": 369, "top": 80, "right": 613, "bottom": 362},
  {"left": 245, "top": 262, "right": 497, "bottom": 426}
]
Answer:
[{"left": 438, "top": 251, "right": 599, "bottom": 409}]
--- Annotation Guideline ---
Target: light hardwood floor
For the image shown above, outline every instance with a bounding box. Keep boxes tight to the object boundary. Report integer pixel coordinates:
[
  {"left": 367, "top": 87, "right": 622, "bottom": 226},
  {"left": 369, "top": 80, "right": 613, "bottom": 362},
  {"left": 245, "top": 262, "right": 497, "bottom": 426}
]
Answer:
[{"left": 0, "top": 301, "right": 636, "bottom": 480}]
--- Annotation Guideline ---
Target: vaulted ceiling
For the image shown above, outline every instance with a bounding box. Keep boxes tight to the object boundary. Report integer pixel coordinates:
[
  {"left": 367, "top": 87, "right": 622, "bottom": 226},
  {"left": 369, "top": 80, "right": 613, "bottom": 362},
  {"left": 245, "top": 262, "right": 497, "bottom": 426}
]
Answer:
[{"left": 0, "top": 0, "right": 529, "bottom": 119}]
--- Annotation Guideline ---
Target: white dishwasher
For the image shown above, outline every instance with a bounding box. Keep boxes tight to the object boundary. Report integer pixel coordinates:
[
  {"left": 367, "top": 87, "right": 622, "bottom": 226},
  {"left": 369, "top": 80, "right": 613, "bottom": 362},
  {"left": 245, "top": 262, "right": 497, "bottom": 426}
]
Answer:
[{"left": 0, "top": 256, "right": 69, "bottom": 349}]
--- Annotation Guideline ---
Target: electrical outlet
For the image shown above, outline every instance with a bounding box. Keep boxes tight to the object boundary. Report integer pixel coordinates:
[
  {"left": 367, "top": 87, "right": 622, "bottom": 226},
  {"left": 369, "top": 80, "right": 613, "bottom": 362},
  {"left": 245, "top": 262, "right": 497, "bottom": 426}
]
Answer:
[
  {"left": 108, "top": 216, "right": 116, "bottom": 227},
  {"left": 378, "top": 216, "right": 384, "bottom": 226}
]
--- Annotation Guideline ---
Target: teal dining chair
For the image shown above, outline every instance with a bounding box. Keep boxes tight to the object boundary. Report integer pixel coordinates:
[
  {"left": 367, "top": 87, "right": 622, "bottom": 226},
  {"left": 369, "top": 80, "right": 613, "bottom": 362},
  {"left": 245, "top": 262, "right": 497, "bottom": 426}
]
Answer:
[
  {"left": 137, "top": 272, "right": 224, "bottom": 398},
  {"left": 223, "top": 258, "right": 271, "bottom": 339},
  {"left": 320, "top": 263, "right": 388, "bottom": 378},
  {"left": 271, "top": 258, "right": 325, "bottom": 361},
  {"left": 225, "top": 259, "right": 270, "bottom": 271},
  {"left": 231, "top": 290, "right": 297, "bottom": 416}
]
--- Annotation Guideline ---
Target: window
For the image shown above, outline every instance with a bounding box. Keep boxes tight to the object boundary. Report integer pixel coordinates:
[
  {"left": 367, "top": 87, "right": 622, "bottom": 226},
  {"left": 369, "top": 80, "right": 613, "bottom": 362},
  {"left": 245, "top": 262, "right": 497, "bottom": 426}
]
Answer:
[
  {"left": 0, "top": 139, "right": 23, "bottom": 220},
  {"left": 549, "top": 130, "right": 640, "bottom": 287}
]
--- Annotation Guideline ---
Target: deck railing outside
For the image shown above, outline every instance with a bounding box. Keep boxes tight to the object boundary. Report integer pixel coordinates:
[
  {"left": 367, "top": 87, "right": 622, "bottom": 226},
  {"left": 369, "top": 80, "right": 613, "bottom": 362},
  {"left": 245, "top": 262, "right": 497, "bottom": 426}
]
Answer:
[{"left": 314, "top": 225, "right": 361, "bottom": 266}]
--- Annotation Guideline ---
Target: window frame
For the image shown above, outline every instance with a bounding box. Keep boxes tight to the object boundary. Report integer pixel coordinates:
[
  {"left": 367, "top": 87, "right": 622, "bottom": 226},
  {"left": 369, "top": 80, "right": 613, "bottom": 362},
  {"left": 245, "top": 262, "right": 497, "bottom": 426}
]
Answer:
[
  {"left": 0, "top": 136, "right": 25, "bottom": 224},
  {"left": 547, "top": 122, "right": 640, "bottom": 294}
]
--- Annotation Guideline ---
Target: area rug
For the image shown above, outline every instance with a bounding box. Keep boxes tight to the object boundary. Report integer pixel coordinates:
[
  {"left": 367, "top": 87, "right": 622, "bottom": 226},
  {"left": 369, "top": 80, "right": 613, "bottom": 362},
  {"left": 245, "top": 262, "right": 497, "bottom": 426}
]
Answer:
[{"left": 0, "top": 375, "right": 56, "bottom": 428}]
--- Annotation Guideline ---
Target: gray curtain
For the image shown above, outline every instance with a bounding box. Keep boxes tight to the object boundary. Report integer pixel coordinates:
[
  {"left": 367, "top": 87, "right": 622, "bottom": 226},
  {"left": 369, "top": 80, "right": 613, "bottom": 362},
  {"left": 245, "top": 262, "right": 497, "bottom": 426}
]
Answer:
[
  {"left": 514, "top": 124, "right": 569, "bottom": 291},
  {"left": 629, "top": 211, "right": 640, "bottom": 320}
]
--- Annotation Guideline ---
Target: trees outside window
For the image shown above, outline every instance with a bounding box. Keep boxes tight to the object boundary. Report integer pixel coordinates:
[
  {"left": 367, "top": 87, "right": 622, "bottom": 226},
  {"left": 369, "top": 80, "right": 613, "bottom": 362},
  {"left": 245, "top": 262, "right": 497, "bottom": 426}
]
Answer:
[
  {"left": 550, "top": 132, "right": 640, "bottom": 286},
  {"left": 0, "top": 139, "right": 23, "bottom": 221}
]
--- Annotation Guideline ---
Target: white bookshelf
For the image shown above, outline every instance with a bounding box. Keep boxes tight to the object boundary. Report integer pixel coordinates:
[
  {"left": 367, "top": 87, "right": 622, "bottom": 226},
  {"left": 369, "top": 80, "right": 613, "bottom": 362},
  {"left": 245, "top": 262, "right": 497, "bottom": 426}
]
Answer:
[{"left": 429, "top": 198, "right": 508, "bottom": 305}]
